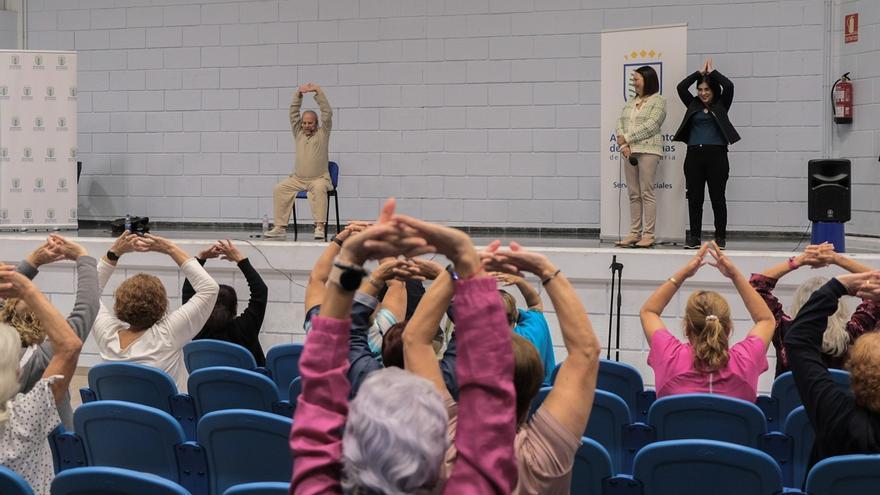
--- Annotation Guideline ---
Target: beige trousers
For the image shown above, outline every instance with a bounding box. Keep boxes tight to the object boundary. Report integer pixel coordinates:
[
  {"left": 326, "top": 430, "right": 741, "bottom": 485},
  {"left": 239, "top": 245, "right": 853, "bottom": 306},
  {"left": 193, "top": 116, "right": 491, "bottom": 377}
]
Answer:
[
  {"left": 273, "top": 173, "right": 333, "bottom": 228},
  {"left": 623, "top": 153, "right": 659, "bottom": 236}
]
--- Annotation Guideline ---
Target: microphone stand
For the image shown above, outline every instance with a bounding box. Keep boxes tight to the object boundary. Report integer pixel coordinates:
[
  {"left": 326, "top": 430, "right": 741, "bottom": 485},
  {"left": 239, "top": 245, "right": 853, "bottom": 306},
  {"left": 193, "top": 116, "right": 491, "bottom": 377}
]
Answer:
[{"left": 607, "top": 255, "right": 624, "bottom": 361}]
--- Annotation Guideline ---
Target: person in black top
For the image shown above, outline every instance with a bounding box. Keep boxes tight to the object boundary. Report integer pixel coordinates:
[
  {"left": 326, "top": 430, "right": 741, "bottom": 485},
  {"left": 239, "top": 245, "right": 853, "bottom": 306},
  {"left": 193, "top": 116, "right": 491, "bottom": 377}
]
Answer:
[
  {"left": 673, "top": 58, "right": 741, "bottom": 250},
  {"left": 182, "top": 240, "right": 268, "bottom": 366},
  {"left": 785, "top": 271, "right": 880, "bottom": 486}
]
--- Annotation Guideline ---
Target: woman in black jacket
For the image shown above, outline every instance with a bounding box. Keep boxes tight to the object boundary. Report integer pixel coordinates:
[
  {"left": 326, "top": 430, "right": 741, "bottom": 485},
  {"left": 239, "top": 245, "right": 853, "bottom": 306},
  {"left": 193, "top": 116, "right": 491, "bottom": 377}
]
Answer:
[
  {"left": 182, "top": 240, "right": 268, "bottom": 365},
  {"left": 673, "top": 58, "right": 740, "bottom": 249}
]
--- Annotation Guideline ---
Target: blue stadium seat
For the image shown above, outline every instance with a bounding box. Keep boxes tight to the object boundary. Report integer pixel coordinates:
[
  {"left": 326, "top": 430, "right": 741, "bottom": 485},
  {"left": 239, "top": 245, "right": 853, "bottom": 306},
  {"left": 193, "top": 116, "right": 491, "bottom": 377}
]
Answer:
[
  {"left": 570, "top": 437, "right": 613, "bottom": 495},
  {"left": 759, "top": 369, "right": 850, "bottom": 432},
  {"left": 73, "top": 401, "right": 187, "bottom": 484},
  {"left": 592, "top": 359, "right": 656, "bottom": 422},
  {"left": 265, "top": 343, "right": 303, "bottom": 401},
  {"left": 81, "top": 362, "right": 196, "bottom": 440},
  {"left": 184, "top": 339, "right": 260, "bottom": 373},
  {"left": 0, "top": 466, "right": 33, "bottom": 495},
  {"left": 51, "top": 466, "right": 191, "bottom": 495},
  {"left": 198, "top": 409, "right": 293, "bottom": 495},
  {"left": 647, "top": 394, "right": 767, "bottom": 448},
  {"left": 222, "top": 481, "right": 290, "bottom": 495},
  {"left": 187, "top": 366, "right": 289, "bottom": 417},
  {"left": 585, "top": 389, "right": 632, "bottom": 474},
  {"left": 783, "top": 406, "right": 814, "bottom": 489},
  {"left": 288, "top": 376, "right": 302, "bottom": 412},
  {"left": 528, "top": 385, "right": 553, "bottom": 418},
  {"left": 631, "top": 439, "right": 784, "bottom": 495},
  {"left": 805, "top": 454, "right": 880, "bottom": 494}
]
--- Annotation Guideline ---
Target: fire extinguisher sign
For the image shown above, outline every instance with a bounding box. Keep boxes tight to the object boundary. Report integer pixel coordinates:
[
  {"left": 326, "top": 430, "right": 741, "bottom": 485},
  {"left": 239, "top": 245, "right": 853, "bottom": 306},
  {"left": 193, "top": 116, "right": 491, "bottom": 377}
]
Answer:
[{"left": 845, "top": 13, "right": 859, "bottom": 43}]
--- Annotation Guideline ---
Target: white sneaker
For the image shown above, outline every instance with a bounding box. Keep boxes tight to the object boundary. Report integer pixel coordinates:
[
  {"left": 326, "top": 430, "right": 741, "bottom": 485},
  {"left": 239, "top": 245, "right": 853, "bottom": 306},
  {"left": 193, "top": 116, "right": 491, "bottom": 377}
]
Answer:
[
  {"left": 264, "top": 227, "right": 287, "bottom": 238},
  {"left": 313, "top": 226, "right": 325, "bottom": 240}
]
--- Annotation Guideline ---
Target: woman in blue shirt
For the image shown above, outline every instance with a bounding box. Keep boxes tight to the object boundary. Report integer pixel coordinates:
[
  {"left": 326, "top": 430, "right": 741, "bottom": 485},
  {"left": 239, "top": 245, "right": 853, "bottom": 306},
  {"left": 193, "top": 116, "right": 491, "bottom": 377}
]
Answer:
[{"left": 673, "top": 58, "right": 741, "bottom": 250}]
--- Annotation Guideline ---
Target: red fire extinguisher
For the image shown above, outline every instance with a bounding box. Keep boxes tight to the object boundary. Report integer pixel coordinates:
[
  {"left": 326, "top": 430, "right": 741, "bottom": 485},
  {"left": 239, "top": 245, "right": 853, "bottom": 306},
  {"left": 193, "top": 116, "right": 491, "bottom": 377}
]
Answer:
[{"left": 832, "top": 72, "right": 853, "bottom": 124}]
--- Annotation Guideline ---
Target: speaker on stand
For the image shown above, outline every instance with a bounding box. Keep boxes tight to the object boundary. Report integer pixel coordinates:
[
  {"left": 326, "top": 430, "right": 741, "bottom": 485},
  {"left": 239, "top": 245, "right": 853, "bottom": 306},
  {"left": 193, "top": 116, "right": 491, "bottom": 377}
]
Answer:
[{"left": 808, "top": 159, "right": 850, "bottom": 252}]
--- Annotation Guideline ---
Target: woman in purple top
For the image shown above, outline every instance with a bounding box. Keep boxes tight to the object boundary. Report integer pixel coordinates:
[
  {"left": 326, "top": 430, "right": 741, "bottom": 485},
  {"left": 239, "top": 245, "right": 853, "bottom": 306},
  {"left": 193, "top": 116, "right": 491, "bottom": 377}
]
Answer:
[
  {"left": 749, "top": 242, "right": 880, "bottom": 377},
  {"left": 640, "top": 242, "right": 775, "bottom": 402},
  {"left": 289, "top": 199, "right": 518, "bottom": 495}
]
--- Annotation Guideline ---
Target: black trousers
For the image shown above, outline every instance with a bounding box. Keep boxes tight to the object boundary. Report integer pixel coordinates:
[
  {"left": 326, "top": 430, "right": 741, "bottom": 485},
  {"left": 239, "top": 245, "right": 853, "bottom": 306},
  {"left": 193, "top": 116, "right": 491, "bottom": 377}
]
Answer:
[{"left": 683, "top": 145, "right": 729, "bottom": 240}]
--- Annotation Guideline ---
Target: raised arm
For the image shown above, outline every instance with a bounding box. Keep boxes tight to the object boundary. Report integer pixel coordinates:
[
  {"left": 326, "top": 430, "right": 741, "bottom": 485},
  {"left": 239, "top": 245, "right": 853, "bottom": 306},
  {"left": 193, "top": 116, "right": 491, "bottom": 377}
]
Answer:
[
  {"left": 623, "top": 96, "right": 667, "bottom": 144},
  {"left": 217, "top": 240, "right": 268, "bottom": 333},
  {"left": 304, "top": 222, "right": 368, "bottom": 312},
  {"left": 707, "top": 242, "right": 775, "bottom": 345},
  {"left": 313, "top": 85, "right": 332, "bottom": 131},
  {"left": 750, "top": 244, "right": 831, "bottom": 325},
  {"left": 402, "top": 264, "right": 455, "bottom": 397},
  {"left": 708, "top": 67, "right": 734, "bottom": 109},
  {"left": 640, "top": 244, "right": 709, "bottom": 341},
  {"left": 182, "top": 244, "right": 220, "bottom": 304},
  {"left": 677, "top": 70, "right": 701, "bottom": 106},
  {"left": 494, "top": 271, "right": 543, "bottom": 311},
  {"left": 489, "top": 242, "right": 601, "bottom": 438},
  {"left": 0, "top": 267, "right": 82, "bottom": 405},
  {"left": 290, "top": 88, "right": 304, "bottom": 137}
]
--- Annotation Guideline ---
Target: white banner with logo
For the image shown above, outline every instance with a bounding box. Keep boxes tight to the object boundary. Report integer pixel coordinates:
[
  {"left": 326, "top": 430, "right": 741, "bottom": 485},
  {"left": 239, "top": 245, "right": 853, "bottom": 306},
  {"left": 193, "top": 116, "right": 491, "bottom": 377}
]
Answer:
[
  {"left": 0, "top": 50, "right": 77, "bottom": 230},
  {"left": 599, "top": 25, "right": 686, "bottom": 242}
]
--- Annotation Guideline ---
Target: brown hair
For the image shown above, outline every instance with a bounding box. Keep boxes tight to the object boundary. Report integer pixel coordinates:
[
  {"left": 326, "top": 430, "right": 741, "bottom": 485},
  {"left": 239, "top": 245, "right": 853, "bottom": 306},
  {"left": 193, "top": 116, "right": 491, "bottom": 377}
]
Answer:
[
  {"left": 684, "top": 291, "right": 732, "bottom": 372},
  {"left": 512, "top": 334, "right": 544, "bottom": 426},
  {"left": 382, "top": 321, "right": 407, "bottom": 369},
  {"left": 114, "top": 273, "right": 168, "bottom": 330},
  {"left": 0, "top": 298, "right": 44, "bottom": 346},
  {"left": 499, "top": 290, "right": 518, "bottom": 326},
  {"left": 846, "top": 333, "right": 880, "bottom": 413}
]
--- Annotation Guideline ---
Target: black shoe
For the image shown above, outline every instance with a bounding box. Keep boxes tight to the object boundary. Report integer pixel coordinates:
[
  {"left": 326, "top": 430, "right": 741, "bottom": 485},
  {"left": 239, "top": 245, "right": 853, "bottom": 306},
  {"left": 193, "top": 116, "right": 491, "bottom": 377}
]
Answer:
[
  {"left": 715, "top": 238, "right": 726, "bottom": 250},
  {"left": 684, "top": 238, "right": 701, "bottom": 249}
]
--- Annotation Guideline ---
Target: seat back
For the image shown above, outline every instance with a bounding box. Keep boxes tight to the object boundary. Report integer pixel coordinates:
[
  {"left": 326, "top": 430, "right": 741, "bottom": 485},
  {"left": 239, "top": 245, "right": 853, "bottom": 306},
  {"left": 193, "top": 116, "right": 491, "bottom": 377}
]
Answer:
[
  {"left": 647, "top": 394, "right": 767, "bottom": 448},
  {"left": 772, "top": 369, "right": 850, "bottom": 426},
  {"left": 0, "top": 466, "right": 33, "bottom": 495},
  {"left": 328, "top": 161, "right": 339, "bottom": 188},
  {"left": 597, "top": 359, "right": 645, "bottom": 419},
  {"left": 188, "top": 366, "right": 281, "bottom": 417},
  {"left": 805, "top": 454, "right": 880, "bottom": 494},
  {"left": 222, "top": 481, "right": 290, "bottom": 495},
  {"left": 88, "top": 362, "right": 178, "bottom": 413},
  {"left": 184, "top": 339, "right": 258, "bottom": 373},
  {"left": 198, "top": 409, "right": 293, "bottom": 495},
  {"left": 783, "top": 406, "right": 814, "bottom": 489},
  {"left": 528, "top": 386, "right": 553, "bottom": 419},
  {"left": 633, "top": 439, "right": 783, "bottom": 495},
  {"left": 74, "top": 401, "right": 186, "bottom": 482},
  {"left": 265, "top": 343, "right": 304, "bottom": 401},
  {"left": 51, "top": 466, "right": 191, "bottom": 495},
  {"left": 288, "top": 376, "right": 302, "bottom": 408},
  {"left": 570, "top": 437, "right": 614, "bottom": 495},
  {"left": 585, "top": 390, "right": 632, "bottom": 473}
]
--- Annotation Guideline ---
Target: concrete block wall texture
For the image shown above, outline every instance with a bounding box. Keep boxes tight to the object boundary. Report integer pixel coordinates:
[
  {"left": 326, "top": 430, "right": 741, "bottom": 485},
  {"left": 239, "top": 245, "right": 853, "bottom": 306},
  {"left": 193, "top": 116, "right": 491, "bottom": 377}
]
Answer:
[{"left": 27, "top": 0, "right": 853, "bottom": 233}]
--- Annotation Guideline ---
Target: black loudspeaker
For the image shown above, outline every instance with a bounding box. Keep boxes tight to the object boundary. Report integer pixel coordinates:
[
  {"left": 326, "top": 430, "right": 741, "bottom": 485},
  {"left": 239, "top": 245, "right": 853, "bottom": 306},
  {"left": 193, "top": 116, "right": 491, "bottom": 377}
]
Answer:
[{"left": 808, "top": 159, "right": 850, "bottom": 223}]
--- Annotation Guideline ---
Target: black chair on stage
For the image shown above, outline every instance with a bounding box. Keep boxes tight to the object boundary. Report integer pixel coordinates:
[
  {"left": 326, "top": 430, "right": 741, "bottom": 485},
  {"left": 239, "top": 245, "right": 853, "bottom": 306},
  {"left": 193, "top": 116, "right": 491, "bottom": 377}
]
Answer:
[{"left": 292, "top": 161, "right": 340, "bottom": 241}]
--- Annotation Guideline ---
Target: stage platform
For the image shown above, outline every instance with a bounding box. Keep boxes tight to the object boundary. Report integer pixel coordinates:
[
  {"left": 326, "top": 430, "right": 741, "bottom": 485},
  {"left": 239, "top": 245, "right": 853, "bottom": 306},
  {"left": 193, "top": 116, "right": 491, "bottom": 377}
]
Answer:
[{"left": 3, "top": 226, "right": 880, "bottom": 395}]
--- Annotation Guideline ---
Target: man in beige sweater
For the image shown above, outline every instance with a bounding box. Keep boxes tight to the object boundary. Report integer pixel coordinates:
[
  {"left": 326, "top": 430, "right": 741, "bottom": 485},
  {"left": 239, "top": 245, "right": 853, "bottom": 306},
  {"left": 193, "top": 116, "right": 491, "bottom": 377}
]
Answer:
[{"left": 267, "top": 82, "right": 333, "bottom": 239}]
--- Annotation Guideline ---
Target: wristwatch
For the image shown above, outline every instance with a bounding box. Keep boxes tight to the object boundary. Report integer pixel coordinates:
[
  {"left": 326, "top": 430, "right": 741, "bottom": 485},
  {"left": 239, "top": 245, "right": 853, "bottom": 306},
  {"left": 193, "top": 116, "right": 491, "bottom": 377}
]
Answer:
[
  {"left": 445, "top": 264, "right": 460, "bottom": 281},
  {"left": 328, "top": 259, "right": 368, "bottom": 291},
  {"left": 106, "top": 250, "right": 120, "bottom": 262}
]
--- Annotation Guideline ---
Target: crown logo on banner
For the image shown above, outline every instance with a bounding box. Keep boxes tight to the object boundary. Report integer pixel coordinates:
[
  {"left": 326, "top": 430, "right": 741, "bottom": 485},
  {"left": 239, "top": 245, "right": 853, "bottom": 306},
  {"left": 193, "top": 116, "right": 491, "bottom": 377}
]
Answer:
[
  {"left": 624, "top": 49, "right": 663, "bottom": 61},
  {"left": 622, "top": 49, "right": 664, "bottom": 100}
]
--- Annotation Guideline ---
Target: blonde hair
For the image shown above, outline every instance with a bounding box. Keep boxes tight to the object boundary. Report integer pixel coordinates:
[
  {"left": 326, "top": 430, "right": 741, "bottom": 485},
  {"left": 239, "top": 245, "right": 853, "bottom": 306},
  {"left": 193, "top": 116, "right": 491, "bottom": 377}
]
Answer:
[
  {"left": 499, "top": 290, "right": 518, "bottom": 326},
  {"left": 0, "top": 298, "right": 45, "bottom": 347},
  {"left": 791, "top": 277, "right": 851, "bottom": 358},
  {"left": 846, "top": 333, "right": 880, "bottom": 413},
  {"left": 684, "top": 291, "right": 732, "bottom": 372},
  {"left": 114, "top": 274, "right": 168, "bottom": 330},
  {"left": 0, "top": 323, "right": 22, "bottom": 426}
]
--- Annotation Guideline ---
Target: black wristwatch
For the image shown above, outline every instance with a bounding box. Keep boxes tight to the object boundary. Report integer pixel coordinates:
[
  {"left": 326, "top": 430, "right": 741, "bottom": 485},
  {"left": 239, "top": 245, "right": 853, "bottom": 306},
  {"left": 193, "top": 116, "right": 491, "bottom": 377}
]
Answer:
[
  {"left": 106, "top": 250, "right": 120, "bottom": 261},
  {"left": 329, "top": 260, "right": 368, "bottom": 292}
]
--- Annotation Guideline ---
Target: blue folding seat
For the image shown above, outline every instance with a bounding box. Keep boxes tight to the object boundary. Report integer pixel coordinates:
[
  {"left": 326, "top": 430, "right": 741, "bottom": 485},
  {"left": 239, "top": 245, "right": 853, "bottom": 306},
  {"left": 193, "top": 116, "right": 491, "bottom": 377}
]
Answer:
[
  {"left": 198, "top": 409, "right": 293, "bottom": 495},
  {"left": 51, "top": 466, "right": 191, "bottom": 495},
  {"left": 783, "top": 406, "right": 814, "bottom": 488},
  {"left": 187, "top": 366, "right": 292, "bottom": 417},
  {"left": 222, "top": 481, "right": 289, "bottom": 495},
  {"left": 805, "top": 454, "right": 880, "bottom": 494},
  {"left": 558, "top": 359, "right": 656, "bottom": 422},
  {"left": 757, "top": 369, "right": 850, "bottom": 432},
  {"left": 570, "top": 437, "right": 614, "bottom": 495},
  {"left": 184, "top": 339, "right": 267, "bottom": 375},
  {"left": 265, "top": 343, "right": 303, "bottom": 401},
  {"left": 0, "top": 466, "right": 33, "bottom": 495}
]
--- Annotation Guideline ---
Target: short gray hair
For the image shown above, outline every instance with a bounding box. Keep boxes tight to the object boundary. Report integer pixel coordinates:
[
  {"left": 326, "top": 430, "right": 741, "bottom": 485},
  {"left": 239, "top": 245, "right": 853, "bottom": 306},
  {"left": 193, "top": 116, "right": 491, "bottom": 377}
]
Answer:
[{"left": 342, "top": 367, "right": 449, "bottom": 495}]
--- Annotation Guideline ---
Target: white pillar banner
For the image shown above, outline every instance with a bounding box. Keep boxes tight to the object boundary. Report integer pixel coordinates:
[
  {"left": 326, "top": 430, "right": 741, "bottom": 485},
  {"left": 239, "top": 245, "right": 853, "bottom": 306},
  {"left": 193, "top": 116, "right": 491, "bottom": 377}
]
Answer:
[
  {"left": 0, "top": 50, "right": 78, "bottom": 230},
  {"left": 599, "top": 25, "right": 686, "bottom": 242}
]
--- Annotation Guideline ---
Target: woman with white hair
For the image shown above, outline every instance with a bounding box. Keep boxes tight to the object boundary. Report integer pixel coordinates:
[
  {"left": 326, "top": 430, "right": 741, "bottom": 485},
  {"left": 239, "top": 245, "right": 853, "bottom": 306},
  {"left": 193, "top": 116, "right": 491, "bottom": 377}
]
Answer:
[
  {"left": 0, "top": 266, "right": 82, "bottom": 495},
  {"left": 749, "top": 242, "right": 880, "bottom": 377},
  {"left": 290, "top": 199, "right": 518, "bottom": 494}
]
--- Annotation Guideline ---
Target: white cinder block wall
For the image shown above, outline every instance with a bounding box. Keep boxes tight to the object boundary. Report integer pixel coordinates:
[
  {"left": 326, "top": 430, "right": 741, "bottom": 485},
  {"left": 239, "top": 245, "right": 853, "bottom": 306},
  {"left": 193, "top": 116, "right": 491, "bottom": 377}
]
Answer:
[{"left": 25, "top": 0, "right": 848, "bottom": 233}]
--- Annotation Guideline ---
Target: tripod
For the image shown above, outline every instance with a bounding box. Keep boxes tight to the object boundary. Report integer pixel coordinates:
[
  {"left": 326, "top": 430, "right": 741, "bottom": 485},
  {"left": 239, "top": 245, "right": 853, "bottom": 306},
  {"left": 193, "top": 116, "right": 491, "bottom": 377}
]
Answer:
[{"left": 606, "top": 255, "right": 624, "bottom": 361}]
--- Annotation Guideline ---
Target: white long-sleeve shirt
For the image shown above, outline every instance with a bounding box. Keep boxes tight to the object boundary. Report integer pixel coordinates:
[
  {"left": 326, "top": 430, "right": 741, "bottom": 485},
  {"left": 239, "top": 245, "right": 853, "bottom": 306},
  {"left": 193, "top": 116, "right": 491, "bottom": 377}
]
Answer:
[{"left": 92, "top": 258, "right": 219, "bottom": 391}]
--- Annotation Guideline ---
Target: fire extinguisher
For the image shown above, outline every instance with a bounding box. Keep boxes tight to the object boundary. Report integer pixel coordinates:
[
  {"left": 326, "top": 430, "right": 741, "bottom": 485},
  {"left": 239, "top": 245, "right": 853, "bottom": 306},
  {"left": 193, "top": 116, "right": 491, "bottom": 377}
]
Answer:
[{"left": 832, "top": 72, "right": 853, "bottom": 124}]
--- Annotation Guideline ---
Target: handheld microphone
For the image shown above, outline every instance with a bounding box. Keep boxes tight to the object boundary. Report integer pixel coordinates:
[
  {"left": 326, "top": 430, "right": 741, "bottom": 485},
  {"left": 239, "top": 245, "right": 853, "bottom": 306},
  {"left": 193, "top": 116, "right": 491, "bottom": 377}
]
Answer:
[{"left": 628, "top": 156, "right": 638, "bottom": 166}]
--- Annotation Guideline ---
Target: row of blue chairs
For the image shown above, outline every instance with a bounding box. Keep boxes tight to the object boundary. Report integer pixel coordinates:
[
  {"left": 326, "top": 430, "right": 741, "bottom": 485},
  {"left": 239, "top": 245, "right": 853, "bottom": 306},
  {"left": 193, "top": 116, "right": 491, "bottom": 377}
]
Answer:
[
  {"left": 184, "top": 340, "right": 303, "bottom": 401},
  {"left": 1, "top": 465, "right": 288, "bottom": 495},
  {"left": 80, "top": 362, "right": 302, "bottom": 440},
  {"left": 532, "top": 389, "right": 817, "bottom": 488},
  {"left": 553, "top": 359, "right": 850, "bottom": 432},
  {"left": 572, "top": 437, "right": 880, "bottom": 495},
  {"left": 50, "top": 403, "right": 290, "bottom": 495}
]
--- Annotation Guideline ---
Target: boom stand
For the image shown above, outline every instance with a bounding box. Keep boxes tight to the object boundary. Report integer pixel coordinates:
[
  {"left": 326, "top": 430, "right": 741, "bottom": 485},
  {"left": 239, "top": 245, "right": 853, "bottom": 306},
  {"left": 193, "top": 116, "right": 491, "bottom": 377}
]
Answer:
[{"left": 607, "top": 255, "right": 624, "bottom": 361}]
